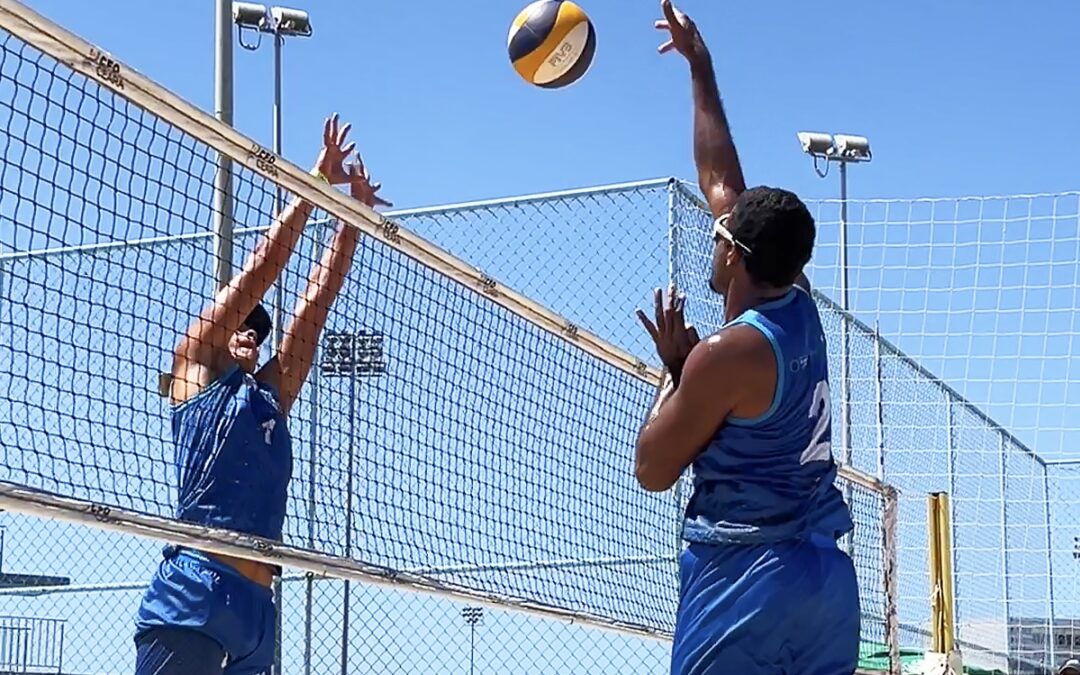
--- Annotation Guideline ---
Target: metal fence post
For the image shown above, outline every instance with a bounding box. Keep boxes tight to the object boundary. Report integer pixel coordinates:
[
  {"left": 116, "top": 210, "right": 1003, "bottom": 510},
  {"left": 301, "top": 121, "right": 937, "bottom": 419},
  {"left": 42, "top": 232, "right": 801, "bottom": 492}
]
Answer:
[
  {"left": 0, "top": 259, "right": 6, "bottom": 343},
  {"left": 303, "top": 226, "right": 323, "bottom": 675},
  {"left": 665, "top": 178, "right": 683, "bottom": 575},
  {"left": 873, "top": 323, "right": 900, "bottom": 675},
  {"left": 945, "top": 390, "right": 959, "bottom": 630},
  {"left": 999, "top": 435, "right": 1010, "bottom": 635},
  {"left": 1042, "top": 462, "right": 1056, "bottom": 667},
  {"left": 873, "top": 323, "right": 884, "bottom": 481}
]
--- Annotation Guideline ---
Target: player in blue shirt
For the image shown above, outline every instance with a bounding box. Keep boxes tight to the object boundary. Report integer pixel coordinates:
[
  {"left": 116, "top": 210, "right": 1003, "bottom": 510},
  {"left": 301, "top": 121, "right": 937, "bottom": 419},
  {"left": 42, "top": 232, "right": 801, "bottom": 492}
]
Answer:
[
  {"left": 635, "top": 2, "right": 861, "bottom": 673},
  {"left": 133, "top": 114, "right": 390, "bottom": 675}
]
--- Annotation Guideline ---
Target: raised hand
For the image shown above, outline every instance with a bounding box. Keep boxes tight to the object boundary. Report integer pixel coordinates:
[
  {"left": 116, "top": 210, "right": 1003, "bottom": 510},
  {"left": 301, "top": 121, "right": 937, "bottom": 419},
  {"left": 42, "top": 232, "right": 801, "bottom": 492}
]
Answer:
[
  {"left": 314, "top": 113, "right": 357, "bottom": 185},
  {"left": 655, "top": 0, "right": 707, "bottom": 62},
  {"left": 345, "top": 152, "right": 392, "bottom": 209},
  {"left": 636, "top": 285, "right": 700, "bottom": 383}
]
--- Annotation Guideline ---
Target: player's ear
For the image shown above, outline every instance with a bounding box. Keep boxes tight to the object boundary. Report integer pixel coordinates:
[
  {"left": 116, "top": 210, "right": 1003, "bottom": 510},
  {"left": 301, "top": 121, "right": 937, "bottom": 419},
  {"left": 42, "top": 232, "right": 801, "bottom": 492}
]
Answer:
[{"left": 725, "top": 244, "right": 741, "bottom": 268}]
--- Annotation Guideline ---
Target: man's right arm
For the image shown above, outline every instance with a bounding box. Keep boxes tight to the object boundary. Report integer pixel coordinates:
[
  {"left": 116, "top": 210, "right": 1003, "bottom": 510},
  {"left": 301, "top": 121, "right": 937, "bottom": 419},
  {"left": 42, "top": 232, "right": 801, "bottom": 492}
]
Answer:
[
  {"left": 686, "top": 48, "right": 746, "bottom": 219},
  {"left": 658, "top": 0, "right": 746, "bottom": 219}
]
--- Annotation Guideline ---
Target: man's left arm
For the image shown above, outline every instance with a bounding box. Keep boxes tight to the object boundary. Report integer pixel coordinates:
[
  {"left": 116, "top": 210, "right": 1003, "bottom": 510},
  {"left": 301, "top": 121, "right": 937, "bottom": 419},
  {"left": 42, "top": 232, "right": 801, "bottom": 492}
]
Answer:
[
  {"left": 635, "top": 332, "right": 744, "bottom": 492},
  {"left": 258, "top": 223, "right": 360, "bottom": 414},
  {"left": 259, "top": 157, "right": 390, "bottom": 414}
]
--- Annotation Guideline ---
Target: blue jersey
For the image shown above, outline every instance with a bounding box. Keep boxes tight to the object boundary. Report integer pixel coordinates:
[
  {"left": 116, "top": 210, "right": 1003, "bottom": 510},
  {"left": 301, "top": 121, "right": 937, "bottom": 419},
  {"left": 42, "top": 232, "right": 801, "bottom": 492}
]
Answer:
[
  {"left": 171, "top": 365, "right": 293, "bottom": 541},
  {"left": 682, "top": 287, "right": 854, "bottom": 545}
]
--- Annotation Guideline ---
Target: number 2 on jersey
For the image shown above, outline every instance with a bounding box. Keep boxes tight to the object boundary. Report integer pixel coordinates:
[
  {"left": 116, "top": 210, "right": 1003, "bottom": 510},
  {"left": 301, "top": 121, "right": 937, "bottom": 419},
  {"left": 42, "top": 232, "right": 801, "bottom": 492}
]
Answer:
[{"left": 800, "top": 380, "right": 832, "bottom": 464}]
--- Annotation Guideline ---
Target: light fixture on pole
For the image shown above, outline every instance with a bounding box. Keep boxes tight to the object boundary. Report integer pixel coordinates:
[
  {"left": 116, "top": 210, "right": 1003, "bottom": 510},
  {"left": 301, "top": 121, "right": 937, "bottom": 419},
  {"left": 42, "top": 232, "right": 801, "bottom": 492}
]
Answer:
[
  {"left": 797, "top": 130, "right": 873, "bottom": 556},
  {"left": 462, "top": 606, "right": 484, "bottom": 675}
]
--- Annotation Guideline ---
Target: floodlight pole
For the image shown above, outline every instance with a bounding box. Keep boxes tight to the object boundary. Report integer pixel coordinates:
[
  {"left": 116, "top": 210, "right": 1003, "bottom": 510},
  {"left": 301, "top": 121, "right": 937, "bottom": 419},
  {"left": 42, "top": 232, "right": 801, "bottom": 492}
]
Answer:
[
  {"left": 270, "top": 30, "right": 285, "bottom": 351},
  {"left": 340, "top": 364, "right": 356, "bottom": 675},
  {"left": 839, "top": 157, "right": 851, "bottom": 485},
  {"left": 319, "top": 330, "right": 387, "bottom": 675},
  {"left": 268, "top": 26, "right": 286, "bottom": 675},
  {"left": 797, "top": 132, "right": 871, "bottom": 560},
  {"left": 213, "top": 0, "right": 234, "bottom": 288}
]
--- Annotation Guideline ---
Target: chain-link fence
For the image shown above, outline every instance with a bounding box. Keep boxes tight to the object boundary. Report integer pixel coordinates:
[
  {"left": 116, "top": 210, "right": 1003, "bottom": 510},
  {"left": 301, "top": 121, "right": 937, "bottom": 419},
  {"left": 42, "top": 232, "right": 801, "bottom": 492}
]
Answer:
[
  {"left": 0, "top": 177, "right": 893, "bottom": 674},
  {"left": 672, "top": 180, "right": 1080, "bottom": 673}
]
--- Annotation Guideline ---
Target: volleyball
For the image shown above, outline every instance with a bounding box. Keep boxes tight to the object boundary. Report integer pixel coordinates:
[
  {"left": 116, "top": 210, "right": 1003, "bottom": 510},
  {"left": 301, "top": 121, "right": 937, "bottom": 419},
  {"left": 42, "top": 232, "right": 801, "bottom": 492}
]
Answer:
[{"left": 507, "top": 1, "right": 596, "bottom": 89}]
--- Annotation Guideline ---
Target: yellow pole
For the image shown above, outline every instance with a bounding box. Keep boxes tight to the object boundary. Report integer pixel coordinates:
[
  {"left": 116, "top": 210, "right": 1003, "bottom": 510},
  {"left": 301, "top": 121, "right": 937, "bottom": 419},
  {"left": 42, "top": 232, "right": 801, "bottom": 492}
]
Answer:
[
  {"left": 927, "top": 493, "right": 943, "bottom": 653},
  {"left": 935, "top": 492, "right": 956, "bottom": 653}
]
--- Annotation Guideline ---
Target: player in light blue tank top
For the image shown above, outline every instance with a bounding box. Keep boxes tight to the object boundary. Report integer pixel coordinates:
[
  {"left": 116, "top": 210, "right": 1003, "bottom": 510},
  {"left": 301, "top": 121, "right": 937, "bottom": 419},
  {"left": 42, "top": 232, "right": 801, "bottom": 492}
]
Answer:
[
  {"left": 634, "top": 3, "right": 860, "bottom": 673},
  {"left": 134, "top": 115, "right": 392, "bottom": 675}
]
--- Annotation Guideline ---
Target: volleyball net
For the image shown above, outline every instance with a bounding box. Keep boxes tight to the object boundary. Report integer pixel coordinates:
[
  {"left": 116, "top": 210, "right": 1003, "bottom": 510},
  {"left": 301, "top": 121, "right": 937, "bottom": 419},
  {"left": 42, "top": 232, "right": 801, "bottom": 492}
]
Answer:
[{"left": 0, "top": 1, "right": 898, "bottom": 673}]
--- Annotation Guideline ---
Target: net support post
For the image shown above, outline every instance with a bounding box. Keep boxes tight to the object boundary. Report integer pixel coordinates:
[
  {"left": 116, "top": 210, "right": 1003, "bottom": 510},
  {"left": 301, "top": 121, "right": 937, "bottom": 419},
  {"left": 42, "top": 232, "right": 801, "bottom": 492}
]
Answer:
[{"left": 924, "top": 492, "right": 963, "bottom": 674}]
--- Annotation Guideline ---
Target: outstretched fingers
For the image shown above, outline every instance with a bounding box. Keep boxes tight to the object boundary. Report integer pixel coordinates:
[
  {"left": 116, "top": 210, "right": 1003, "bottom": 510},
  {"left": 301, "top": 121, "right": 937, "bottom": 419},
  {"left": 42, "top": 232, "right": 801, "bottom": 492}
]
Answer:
[{"left": 335, "top": 121, "right": 352, "bottom": 150}]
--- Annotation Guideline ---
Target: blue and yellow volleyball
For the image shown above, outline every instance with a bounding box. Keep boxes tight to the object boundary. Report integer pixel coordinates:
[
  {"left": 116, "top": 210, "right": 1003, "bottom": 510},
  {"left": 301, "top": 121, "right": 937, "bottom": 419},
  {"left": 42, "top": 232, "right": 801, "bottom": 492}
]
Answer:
[{"left": 507, "top": 1, "right": 596, "bottom": 89}]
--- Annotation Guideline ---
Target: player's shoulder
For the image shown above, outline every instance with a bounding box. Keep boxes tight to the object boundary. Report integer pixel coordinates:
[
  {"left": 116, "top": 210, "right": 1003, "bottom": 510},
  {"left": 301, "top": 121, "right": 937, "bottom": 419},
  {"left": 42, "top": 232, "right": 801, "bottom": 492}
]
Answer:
[{"left": 688, "top": 324, "right": 773, "bottom": 377}]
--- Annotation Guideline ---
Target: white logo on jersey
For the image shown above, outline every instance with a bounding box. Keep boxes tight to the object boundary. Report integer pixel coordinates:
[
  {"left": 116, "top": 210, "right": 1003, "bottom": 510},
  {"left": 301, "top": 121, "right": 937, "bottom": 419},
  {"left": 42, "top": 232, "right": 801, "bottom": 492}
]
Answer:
[
  {"left": 790, "top": 354, "right": 810, "bottom": 372},
  {"left": 800, "top": 379, "right": 832, "bottom": 464},
  {"left": 261, "top": 419, "right": 276, "bottom": 445}
]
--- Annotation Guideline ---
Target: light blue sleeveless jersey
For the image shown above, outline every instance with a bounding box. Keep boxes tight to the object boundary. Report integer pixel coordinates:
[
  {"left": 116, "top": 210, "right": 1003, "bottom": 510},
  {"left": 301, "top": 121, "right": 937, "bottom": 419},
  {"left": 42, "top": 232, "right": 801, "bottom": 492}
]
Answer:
[
  {"left": 171, "top": 365, "right": 293, "bottom": 541},
  {"left": 682, "top": 287, "right": 854, "bottom": 545}
]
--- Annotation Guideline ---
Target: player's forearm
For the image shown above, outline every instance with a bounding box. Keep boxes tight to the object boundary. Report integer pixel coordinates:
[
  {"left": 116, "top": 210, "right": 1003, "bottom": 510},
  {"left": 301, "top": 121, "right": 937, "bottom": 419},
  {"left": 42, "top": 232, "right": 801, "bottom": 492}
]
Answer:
[
  {"left": 279, "top": 224, "right": 358, "bottom": 363},
  {"left": 307, "top": 222, "right": 359, "bottom": 308},
  {"left": 237, "top": 195, "right": 315, "bottom": 290},
  {"left": 635, "top": 373, "right": 678, "bottom": 491},
  {"left": 643, "top": 371, "right": 676, "bottom": 426},
  {"left": 688, "top": 52, "right": 746, "bottom": 216}
]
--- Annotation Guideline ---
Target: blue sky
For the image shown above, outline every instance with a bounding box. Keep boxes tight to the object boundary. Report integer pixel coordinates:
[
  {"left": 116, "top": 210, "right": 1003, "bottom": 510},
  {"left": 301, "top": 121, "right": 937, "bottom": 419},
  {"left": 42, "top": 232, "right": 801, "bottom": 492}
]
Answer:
[
  {"left": 17, "top": 0, "right": 1080, "bottom": 210},
  {"left": 1, "top": 0, "right": 1079, "bottom": 672}
]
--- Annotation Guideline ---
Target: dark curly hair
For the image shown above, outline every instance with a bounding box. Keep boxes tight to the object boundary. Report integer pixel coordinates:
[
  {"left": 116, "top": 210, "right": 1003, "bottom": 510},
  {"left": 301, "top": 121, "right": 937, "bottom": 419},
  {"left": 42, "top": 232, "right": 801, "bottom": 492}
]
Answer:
[{"left": 728, "top": 186, "right": 815, "bottom": 288}]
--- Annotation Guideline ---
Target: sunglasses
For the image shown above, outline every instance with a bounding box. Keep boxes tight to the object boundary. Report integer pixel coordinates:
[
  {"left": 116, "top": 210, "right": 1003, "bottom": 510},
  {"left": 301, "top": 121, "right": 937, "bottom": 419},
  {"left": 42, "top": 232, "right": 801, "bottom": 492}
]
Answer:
[{"left": 712, "top": 214, "right": 752, "bottom": 256}]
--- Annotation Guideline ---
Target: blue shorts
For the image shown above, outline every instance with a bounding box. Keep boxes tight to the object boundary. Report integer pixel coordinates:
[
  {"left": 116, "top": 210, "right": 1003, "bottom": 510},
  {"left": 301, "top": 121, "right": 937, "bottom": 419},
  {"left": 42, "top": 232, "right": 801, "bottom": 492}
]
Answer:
[
  {"left": 671, "top": 534, "right": 860, "bottom": 675},
  {"left": 134, "top": 548, "right": 275, "bottom": 675}
]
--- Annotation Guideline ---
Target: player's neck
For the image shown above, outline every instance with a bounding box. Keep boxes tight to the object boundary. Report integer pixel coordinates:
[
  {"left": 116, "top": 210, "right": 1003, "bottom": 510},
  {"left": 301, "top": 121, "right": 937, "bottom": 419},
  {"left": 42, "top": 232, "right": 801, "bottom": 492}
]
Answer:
[{"left": 723, "top": 279, "right": 793, "bottom": 322}]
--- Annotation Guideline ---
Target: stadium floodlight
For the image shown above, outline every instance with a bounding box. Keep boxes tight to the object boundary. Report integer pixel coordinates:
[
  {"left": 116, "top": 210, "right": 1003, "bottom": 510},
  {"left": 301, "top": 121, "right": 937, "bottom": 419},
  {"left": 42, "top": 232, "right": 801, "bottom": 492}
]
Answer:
[
  {"left": 270, "top": 6, "right": 313, "bottom": 37},
  {"left": 232, "top": 2, "right": 270, "bottom": 31},
  {"left": 234, "top": 4, "right": 312, "bottom": 44},
  {"left": 797, "top": 131, "right": 835, "bottom": 159},
  {"left": 834, "top": 134, "right": 872, "bottom": 163}
]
